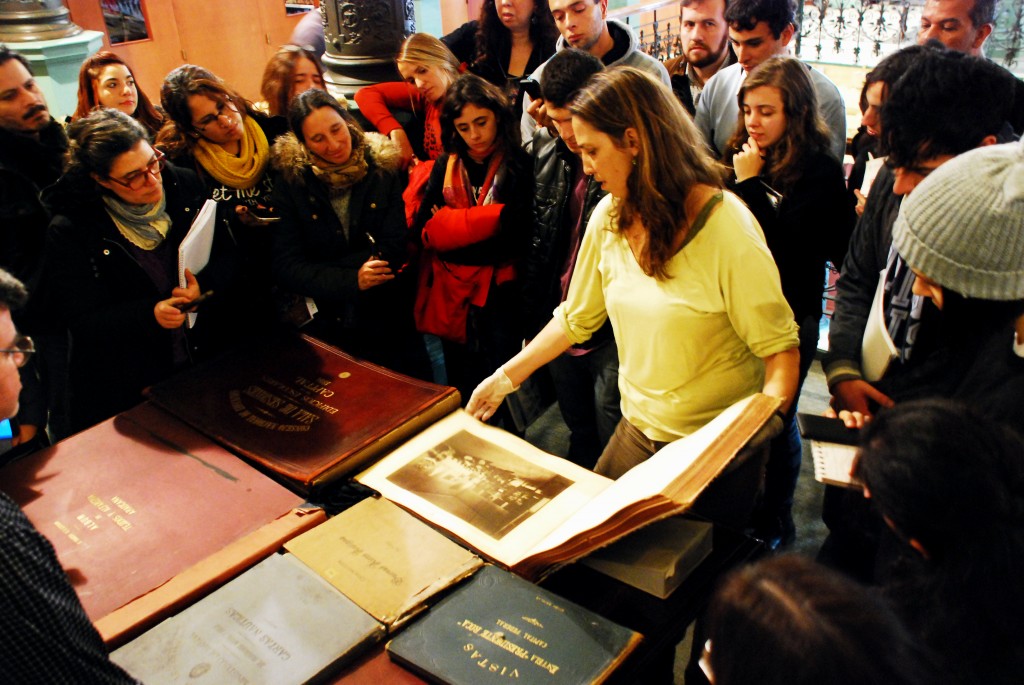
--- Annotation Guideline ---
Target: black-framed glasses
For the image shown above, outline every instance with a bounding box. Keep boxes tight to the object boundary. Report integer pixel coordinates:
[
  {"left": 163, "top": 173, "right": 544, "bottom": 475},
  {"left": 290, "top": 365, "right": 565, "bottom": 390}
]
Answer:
[
  {"left": 0, "top": 335, "right": 34, "bottom": 369},
  {"left": 107, "top": 151, "right": 165, "bottom": 191},
  {"left": 192, "top": 99, "right": 240, "bottom": 134}
]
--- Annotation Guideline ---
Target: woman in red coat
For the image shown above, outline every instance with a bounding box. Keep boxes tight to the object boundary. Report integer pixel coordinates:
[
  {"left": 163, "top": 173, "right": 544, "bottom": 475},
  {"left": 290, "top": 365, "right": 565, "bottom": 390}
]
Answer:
[
  {"left": 413, "top": 74, "right": 531, "bottom": 421},
  {"left": 354, "top": 33, "right": 461, "bottom": 169}
]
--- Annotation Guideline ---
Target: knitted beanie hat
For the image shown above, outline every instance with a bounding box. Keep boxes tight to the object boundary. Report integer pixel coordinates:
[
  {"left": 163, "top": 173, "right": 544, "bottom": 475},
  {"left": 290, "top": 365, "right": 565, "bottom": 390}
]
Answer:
[{"left": 893, "top": 138, "right": 1024, "bottom": 301}]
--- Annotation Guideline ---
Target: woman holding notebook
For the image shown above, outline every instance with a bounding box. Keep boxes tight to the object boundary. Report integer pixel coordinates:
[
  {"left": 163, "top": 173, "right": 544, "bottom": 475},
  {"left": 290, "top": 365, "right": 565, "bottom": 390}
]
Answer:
[
  {"left": 157, "top": 64, "right": 287, "bottom": 331},
  {"left": 43, "top": 109, "right": 232, "bottom": 431}
]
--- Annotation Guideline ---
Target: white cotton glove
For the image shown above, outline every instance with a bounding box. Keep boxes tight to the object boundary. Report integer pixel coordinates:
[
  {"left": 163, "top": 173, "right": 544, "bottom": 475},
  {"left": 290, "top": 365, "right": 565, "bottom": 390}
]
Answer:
[{"left": 467, "top": 367, "right": 518, "bottom": 422}]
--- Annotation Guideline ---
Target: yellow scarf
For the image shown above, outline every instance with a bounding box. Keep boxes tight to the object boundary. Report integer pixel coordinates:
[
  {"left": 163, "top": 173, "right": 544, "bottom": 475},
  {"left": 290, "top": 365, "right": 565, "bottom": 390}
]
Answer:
[{"left": 192, "top": 115, "right": 269, "bottom": 189}]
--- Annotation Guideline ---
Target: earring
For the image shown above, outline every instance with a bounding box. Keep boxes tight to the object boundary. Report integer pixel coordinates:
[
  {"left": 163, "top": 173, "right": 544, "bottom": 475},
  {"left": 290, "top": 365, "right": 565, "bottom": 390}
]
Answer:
[{"left": 632, "top": 157, "right": 638, "bottom": 167}]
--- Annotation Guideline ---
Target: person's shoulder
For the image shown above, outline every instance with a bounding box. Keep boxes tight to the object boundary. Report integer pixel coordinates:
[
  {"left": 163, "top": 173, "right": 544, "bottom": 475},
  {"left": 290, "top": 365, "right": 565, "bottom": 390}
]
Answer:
[
  {"left": 530, "top": 127, "right": 560, "bottom": 160},
  {"left": 703, "top": 63, "right": 742, "bottom": 96},
  {"left": 290, "top": 10, "right": 326, "bottom": 53},
  {"left": 502, "top": 143, "right": 531, "bottom": 173},
  {"left": 269, "top": 131, "right": 310, "bottom": 187},
  {"left": 807, "top": 148, "right": 844, "bottom": 175},
  {"left": 807, "top": 64, "right": 844, "bottom": 101},
  {"left": 529, "top": 54, "right": 550, "bottom": 82},
  {"left": 715, "top": 190, "right": 763, "bottom": 232},
  {"left": 612, "top": 29, "right": 669, "bottom": 80},
  {"left": 0, "top": 126, "right": 54, "bottom": 173},
  {"left": 364, "top": 131, "right": 403, "bottom": 175},
  {"left": 0, "top": 490, "right": 24, "bottom": 528},
  {"left": 589, "top": 193, "right": 617, "bottom": 225},
  {"left": 162, "top": 161, "right": 205, "bottom": 199},
  {"left": 441, "top": 20, "right": 479, "bottom": 62},
  {"left": 251, "top": 111, "right": 289, "bottom": 143},
  {"left": 631, "top": 49, "right": 670, "bottom": 77}
]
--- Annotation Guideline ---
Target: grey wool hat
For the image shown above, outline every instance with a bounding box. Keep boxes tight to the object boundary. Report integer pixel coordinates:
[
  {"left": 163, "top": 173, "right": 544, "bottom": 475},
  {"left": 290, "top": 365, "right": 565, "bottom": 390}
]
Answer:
[{"left": 893, "top": 138, "right": 1024, "bottom": 301}]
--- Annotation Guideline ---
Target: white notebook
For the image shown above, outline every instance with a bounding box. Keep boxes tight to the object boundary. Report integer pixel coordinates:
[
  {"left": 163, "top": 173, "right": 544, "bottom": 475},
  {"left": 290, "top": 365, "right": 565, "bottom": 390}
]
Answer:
[
  {"left": 862, "top": 269, "right": 898, "bottom": 382},
  {"left": 811, "top": 441, "right": 861, "bottom": 489},
  {"left": 177, "top": 199, "right": 217, "bottom": 327}
]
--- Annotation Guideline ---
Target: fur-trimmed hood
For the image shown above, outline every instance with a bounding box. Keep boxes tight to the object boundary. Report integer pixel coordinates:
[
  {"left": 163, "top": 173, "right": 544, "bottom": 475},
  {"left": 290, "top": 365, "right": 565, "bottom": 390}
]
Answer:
[{"left": 270, "top": 130, "right": 401, "bottom": 187}]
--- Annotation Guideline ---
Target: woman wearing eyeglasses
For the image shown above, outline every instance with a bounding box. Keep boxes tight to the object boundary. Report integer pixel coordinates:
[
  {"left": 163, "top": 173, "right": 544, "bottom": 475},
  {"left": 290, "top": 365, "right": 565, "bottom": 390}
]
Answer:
[
  {"left": 42, "top": 109, "right": 228, "bottom": 431},
  {"left": 156, "top": 64, "right": 288, "bottom": 330},
  {"left": 157, "top": 64, "right": 287, "bottom": 219}
]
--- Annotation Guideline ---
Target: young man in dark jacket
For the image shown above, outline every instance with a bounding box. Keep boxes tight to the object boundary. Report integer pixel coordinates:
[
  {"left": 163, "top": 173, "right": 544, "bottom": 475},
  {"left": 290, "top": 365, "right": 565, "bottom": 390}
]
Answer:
[
  {"left": 820, "top": 47, "right": 1015, "bottom": 581},
  {"left": 521, "top": 49, "right": 620, "bottom": 468},
  {"left": 0, "top": 45, "right": 68, "bottom": 449}
]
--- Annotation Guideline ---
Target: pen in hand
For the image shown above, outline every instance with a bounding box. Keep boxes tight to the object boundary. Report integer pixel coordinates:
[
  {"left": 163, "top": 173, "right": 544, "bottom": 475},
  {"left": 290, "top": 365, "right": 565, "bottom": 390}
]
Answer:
[{"left": 174, "top": 290, "right": 214, "bottom": 313}]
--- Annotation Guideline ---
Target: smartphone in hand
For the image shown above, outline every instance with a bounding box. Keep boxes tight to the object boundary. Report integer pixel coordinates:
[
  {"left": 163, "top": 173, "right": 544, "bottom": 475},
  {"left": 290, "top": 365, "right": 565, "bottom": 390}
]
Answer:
[
  {"left": 520, "top": 78, "right": 541, "bottom": 100},
  {"left": 366, "top": 232, "right": 381, "bottom": 260},
  {"left": 246, "top": 205, "right": 280, "bottom": 224}
]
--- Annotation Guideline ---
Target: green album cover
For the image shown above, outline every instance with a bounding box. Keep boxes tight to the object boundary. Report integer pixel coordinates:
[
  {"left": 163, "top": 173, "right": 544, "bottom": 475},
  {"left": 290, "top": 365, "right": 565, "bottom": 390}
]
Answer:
[{"left": 386, "top": 565, "right": 642, "bottom": 684}]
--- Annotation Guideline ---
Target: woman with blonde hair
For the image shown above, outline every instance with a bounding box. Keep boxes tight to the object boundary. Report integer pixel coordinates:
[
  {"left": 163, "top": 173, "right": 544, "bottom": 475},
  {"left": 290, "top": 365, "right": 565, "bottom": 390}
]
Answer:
[
  {"left": 469, "top": 68, "right": 799, "bottom": 523},
  {"left": 354, "top": 33, "right": 462, "bottom": 169},
  {"left": 260, "top": 44, "right": 329, "bottom": 117},
  {"left": 71, "top": 51, "right": 163, "bottom": 134},
  {"left": 724, "top": 56, "right": 855, "bottom": 546}
]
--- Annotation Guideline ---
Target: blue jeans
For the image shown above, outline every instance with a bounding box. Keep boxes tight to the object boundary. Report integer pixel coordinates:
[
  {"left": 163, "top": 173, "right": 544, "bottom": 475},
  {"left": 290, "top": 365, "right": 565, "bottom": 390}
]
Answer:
[{"left": 759, "top": 313, "right": 820, "bottom": 528}]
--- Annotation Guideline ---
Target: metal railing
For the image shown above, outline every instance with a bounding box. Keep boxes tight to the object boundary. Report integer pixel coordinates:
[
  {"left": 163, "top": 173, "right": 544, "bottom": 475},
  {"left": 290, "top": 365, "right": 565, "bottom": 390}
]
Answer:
[{"left": 610, "top": 0, "right": 1024, "bottom": 75}]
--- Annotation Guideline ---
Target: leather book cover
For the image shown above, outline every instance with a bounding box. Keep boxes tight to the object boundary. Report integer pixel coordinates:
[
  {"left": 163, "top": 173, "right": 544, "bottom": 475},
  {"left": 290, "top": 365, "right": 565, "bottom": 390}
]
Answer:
[
  {"left": 97, "top": 507, "right": 326, "bottom": 647},
  {"left": 145, "top": 334, "right": 460, "bottom": 493},
  {"left": 285, "top": 497, "right": 482, "bottom": 631},
  {"left": 111, "top": 552, "right": 385, "bottom": 684},
  {"left": 386, "top": 565, "right": 642, "bottom": 684},
  {"left": 0, "top": 402, "right": 304, "bottom": 623}
]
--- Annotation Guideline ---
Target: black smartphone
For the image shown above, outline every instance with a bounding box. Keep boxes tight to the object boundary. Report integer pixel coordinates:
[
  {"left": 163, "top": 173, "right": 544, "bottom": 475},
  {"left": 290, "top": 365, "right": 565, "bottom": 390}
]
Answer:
[
  {"left": 520, "top": 78, "right": 542, "bottom": 100},
  {"left": 796, "top": 413, "right": 860, "bottom": 445},
  {"left": 366, "top": 232, "right": 381, "bottom": 260},
  {"left": 174, "top": 290, "right": 214, "bottom": 313}
]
